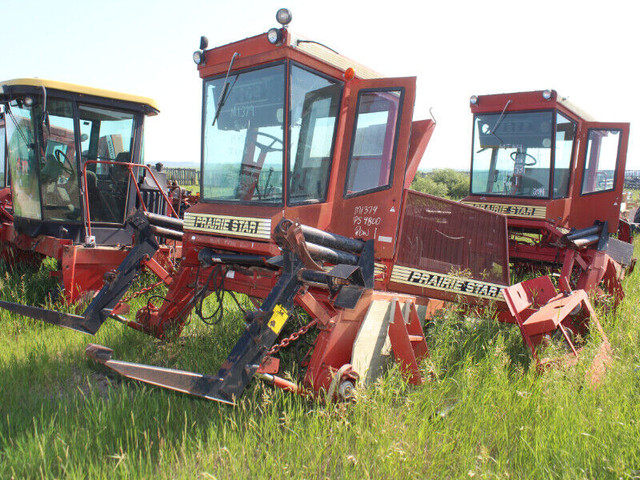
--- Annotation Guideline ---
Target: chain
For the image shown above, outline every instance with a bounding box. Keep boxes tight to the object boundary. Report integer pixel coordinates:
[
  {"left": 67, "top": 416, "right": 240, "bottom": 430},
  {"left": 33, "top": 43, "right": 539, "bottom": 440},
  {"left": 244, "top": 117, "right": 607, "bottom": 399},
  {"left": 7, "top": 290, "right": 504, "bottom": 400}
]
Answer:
[
  {"left": 267, "top": 317, "right": 318, "bottom": 356},
  {"left": 120, "top": 279, "right": 165, "bottom": 304}
]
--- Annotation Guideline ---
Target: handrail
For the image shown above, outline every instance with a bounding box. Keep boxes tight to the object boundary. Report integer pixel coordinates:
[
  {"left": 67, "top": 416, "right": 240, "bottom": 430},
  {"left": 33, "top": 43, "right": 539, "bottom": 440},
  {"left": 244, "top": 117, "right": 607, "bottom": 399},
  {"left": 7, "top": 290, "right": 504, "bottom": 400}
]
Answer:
[{"left": 82, "top": 160, "right": 179, "bottom": 241}]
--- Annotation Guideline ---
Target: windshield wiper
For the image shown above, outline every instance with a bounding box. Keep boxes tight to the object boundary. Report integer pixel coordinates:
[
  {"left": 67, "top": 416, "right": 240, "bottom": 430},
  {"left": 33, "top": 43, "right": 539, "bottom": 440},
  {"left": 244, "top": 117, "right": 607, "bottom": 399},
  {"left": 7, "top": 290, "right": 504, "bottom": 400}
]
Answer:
[
  {"left": 487, "top": 99, "right": 512, "bottom": 145},
  {"left": 211, "top": 52, "right": 240, "bottom": 127}
]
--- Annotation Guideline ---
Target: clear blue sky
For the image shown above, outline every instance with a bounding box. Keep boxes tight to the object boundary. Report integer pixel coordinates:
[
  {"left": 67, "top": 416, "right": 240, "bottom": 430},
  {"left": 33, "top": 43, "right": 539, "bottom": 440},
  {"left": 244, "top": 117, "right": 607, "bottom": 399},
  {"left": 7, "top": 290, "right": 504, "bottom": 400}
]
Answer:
[{"left": 2, "top": 0, "right": 638, "bottom": 170}]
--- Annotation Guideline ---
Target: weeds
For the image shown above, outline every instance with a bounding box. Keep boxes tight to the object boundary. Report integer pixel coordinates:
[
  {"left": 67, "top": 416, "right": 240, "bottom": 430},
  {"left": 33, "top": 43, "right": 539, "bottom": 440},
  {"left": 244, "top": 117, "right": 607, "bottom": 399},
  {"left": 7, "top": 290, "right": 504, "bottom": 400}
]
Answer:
[{"left": 0, "top": 247, "right": 640, "bottom": 478}]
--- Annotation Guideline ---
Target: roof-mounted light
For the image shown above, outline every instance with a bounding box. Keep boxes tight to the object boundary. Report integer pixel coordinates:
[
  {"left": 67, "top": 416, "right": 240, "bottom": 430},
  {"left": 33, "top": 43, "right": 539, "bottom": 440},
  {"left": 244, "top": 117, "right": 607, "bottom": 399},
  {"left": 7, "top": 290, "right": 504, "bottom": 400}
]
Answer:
[
  {"left": 276, "top": 8, "right": 292, "bottom": 27},
  {"left": 469, "top": 95, "right": 478, "bottom": 105},
  {"left": 267, "top": 27, "right": 285, "bottom": 45},
  {"left": 193, "top": 50, "right": 206, "bottom": 65},
  {"left": 193, "top": 35, "right": 208, "bottom": 66},
  {"left": 542, "top": 90, "right": 553, "bottom": 100}
]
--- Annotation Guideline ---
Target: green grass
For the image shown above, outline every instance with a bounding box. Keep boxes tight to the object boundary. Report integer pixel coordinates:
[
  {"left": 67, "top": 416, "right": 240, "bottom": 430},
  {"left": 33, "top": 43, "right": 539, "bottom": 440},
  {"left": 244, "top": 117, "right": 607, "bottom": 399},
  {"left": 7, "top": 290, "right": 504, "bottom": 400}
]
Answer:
[{"left": 1, "top": 249, "right": 640, "bottom": 479}]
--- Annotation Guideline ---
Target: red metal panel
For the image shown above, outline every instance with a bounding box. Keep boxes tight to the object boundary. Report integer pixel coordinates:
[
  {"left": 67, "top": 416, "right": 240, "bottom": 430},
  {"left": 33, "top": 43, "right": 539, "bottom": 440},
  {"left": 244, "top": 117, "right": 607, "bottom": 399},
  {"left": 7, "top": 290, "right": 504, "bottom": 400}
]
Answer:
[
  {"left": 396, "top": 191, "right": 509, "bottom": 285},
  {"left": 386, "top": 191, "right": 509, "bottom": 305}
]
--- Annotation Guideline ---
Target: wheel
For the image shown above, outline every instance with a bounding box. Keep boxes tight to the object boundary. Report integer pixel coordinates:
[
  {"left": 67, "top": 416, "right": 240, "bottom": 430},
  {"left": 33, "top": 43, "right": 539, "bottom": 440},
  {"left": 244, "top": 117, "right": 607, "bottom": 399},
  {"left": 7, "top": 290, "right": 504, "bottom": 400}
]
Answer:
[
  {"left": 54, "top": 149, "right": 75, "bottom": 175},
  {"left": 254, "top": 131, "right": 283, "bottom": 153}
]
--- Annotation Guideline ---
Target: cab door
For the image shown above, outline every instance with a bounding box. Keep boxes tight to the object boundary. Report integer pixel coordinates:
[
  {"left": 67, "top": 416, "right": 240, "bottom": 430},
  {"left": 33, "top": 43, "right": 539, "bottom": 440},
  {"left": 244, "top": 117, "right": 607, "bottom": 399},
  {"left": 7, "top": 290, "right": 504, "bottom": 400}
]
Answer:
[
  {"left": 329, "top": 77, "right": 416, "bottom": 259},
  {"left": 570, "top": 122, "right": 630, "bottom": 233},
  {"left": 0, "top": 112, "right": 6, "bottom": 187}
]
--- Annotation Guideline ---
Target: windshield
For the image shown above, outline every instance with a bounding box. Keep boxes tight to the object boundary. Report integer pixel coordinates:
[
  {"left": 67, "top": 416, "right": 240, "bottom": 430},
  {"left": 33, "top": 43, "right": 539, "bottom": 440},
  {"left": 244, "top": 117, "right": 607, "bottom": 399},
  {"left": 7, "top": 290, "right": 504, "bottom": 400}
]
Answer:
[
  {"left": 3, "top": 95, "right": 139, "bottom": 224},
  {"left": 201, "top": 63, "right": 343, "bottom": 205},
  {"left": 202, "top": 64, "right": 285, "bottom": 203},
  {"left": 471, "top": 110, "right": 555, "bottom": 198},
  {"left": 37, "top": 99, "right": 82, "bottom": 222}
]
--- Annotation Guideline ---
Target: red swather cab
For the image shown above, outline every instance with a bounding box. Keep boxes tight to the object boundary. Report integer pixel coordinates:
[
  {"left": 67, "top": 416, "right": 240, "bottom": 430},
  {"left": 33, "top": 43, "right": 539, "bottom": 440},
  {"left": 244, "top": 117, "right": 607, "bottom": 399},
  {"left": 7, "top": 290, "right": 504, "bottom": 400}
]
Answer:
[
  {"left": 462, "top": 90, "right": 630, "bottom": 262},
  {"left": 178, "top": 28, "right": 511, "bottom": 307},
  {"left": 185, "top": 31, "right": 435, "bottom": 276}
]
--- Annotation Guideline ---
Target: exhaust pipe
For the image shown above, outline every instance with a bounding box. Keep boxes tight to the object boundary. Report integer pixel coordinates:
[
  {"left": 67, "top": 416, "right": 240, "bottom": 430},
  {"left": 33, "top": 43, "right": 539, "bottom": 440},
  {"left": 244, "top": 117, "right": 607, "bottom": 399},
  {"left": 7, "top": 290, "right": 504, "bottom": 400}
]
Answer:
[
  {"left": 150, "top": 225, "right": 183, "bottom": 241},
  {"left": 144, "top": 212, "right": 184, "bottom": 231}
]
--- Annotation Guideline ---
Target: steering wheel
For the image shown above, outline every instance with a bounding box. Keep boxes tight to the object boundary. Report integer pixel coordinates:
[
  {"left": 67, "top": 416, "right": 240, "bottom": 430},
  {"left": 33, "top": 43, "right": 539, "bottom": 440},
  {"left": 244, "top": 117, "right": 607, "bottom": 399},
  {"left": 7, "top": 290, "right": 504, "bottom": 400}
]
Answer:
[
  {"left": 54, "top": 149, "right": 75, "bottom": 175},
  {"left": 254, "top": 132, "right": 283, "bottom": 153},
  {"left": 510, "top": 151, "right": 537, "bottom": 166}
]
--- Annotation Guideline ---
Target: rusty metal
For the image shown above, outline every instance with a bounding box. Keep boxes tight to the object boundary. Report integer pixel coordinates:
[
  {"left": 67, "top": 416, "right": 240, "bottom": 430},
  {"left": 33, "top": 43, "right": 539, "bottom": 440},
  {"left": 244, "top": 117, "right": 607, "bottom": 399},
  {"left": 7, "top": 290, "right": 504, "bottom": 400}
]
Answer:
[
  {"left": 397, "top": 191, "right": 509, "bottom": 286},
  {"left": 266, "top": 317, "right": 318, "bottom": 356}
]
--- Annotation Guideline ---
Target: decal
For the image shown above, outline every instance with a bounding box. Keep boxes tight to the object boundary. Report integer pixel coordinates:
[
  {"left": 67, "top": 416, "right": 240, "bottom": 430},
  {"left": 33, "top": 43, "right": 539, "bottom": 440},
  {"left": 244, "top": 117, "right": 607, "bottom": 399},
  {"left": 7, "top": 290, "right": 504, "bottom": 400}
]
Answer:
[
  {"left": 184, "top": 213, "right": 271, "bottom": 239},
  {"left": 267, "top": 304, "right": 288, "bottom": 334},
  {"left": 462, "top": 201, "right": 547, "bottom": 219},
  {"left": 374, "top": 263, "right": 386, "bottom": 276},
  {"left": 391, "top": 265, "right": 505, "bottom": 300}
]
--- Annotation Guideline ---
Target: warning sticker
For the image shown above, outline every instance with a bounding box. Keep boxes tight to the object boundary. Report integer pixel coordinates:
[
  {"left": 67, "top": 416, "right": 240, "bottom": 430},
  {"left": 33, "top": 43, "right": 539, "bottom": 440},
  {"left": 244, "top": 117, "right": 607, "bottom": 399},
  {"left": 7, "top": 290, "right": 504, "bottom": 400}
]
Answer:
[{"left": 267, "top": 305, "right": 288, "bottom": 334}]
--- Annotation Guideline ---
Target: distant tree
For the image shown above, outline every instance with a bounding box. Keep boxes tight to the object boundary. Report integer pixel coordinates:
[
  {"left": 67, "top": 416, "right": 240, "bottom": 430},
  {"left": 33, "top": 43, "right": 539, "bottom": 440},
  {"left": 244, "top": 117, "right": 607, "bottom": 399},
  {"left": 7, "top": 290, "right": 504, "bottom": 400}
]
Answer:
[
  {"left": 449, "top": 176, "right": 470, "bottom": 200},
  {"left": 411, "top": 173, "right": 448, "bottom": 197},
  {"left": 410, "top": 169, "right": 469, "bottom": 200}
]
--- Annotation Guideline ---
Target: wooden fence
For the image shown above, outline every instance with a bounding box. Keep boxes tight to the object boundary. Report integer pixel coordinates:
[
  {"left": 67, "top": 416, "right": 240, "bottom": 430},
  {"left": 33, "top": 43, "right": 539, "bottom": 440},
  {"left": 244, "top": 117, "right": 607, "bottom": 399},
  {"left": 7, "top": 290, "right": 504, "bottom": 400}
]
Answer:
[{"left": 164, "top": 167, "right": 200, "bottom": 186}]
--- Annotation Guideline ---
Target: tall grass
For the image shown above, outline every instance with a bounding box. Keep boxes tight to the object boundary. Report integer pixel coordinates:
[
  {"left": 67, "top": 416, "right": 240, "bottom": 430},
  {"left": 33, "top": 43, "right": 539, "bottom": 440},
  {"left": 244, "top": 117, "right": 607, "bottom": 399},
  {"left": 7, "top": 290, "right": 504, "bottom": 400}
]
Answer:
[{"left": 1, "top": 250, "right": 640, "bottom": 478}]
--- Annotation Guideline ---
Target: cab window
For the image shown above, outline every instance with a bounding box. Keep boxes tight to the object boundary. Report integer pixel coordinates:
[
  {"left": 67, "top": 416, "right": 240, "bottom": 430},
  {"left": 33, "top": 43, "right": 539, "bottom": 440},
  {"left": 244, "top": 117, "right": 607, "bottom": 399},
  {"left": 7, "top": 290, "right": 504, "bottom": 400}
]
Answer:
[
  {"left": 288, "top": 65, "right": 341, "bottom": 204},
  {"left": 5, "top": 102, "right": 41, "bottom": 220},
  {"left": 345, "top": 89, "right": 402, "bottom": 197},
  {"left": 79, "top": 105, "right": 136, "bottom": 223},
  {"left": 552, "top": 112, "right": 576, "bottom": 198},
  {"left": 581, "top": 129, "right": 621, "bottom": 194},
  {"left": 39, "top": 99, "right": 82, "bottom": 222}
]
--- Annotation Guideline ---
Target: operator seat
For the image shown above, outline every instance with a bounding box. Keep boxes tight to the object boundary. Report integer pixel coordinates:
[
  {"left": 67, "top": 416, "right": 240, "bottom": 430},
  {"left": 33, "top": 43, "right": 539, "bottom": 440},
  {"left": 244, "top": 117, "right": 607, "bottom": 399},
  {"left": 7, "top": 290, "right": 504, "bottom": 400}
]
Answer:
[{"left": 85, "top": 168, "right": 113, "bottom": 222}]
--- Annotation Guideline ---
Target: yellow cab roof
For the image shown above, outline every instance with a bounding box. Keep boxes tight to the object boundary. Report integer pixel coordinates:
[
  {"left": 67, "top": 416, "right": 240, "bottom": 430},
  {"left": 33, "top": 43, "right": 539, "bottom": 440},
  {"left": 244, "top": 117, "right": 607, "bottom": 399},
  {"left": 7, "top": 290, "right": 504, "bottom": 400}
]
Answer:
[{"left": 0, "top": 78, "right": 159, "bottom": 115}]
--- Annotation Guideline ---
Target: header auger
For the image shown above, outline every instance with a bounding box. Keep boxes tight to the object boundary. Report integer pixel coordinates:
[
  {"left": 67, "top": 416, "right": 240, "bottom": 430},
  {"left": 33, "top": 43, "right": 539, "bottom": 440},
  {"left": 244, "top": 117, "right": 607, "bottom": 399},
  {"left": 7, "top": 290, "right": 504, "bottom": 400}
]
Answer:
[{"left": 1, "top": 9, "right": 635, "bottom": 404}]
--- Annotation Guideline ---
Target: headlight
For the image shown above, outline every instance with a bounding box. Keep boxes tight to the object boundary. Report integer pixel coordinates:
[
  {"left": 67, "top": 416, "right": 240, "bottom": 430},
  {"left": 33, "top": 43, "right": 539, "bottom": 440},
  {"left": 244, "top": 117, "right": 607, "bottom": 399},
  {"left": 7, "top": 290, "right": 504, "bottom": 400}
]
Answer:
[
  {"left": 469, "top": 95, "right": 478, "bottom": 105},
  {"left": 193, "top": 50, "right": 205, "bottom": 65},
  {"left": 276, "top": 8, "right": 292, "bottom": 26},
  {"left": 267, "top": 27, "right": 283, "bottom": 45},
  {"left": 542, "top": 90, "right": 553, "bottom": 100}
]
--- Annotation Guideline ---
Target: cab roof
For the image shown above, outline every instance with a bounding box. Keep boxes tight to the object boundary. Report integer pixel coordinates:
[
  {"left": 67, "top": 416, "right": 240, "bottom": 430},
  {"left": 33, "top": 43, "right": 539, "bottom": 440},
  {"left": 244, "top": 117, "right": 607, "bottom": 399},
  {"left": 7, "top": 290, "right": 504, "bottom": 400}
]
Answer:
[
  {"left": 197, "top": 30, "right": 382, "bottom": 81},
  {"left": 0, "top": 78, "right": 159, "bottom": 115},
  {"left": 470, "top": 89, "right": 595, "bottom": 122}
]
